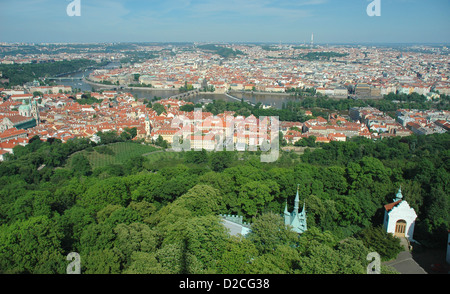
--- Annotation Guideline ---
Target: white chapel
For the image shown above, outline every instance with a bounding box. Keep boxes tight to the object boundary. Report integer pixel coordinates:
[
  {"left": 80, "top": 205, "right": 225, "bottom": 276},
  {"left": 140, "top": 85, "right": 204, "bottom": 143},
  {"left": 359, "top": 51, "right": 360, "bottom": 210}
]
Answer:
[{"left": 383, "top": 187, "right": 418, "bottom": 241}]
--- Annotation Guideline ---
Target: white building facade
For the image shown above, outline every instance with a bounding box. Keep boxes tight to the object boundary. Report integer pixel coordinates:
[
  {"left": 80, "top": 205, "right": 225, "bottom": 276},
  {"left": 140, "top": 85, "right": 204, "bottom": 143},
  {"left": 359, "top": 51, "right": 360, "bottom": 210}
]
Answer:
[{"left": 383, "top": 188, "right": 418, "bottom": 241}]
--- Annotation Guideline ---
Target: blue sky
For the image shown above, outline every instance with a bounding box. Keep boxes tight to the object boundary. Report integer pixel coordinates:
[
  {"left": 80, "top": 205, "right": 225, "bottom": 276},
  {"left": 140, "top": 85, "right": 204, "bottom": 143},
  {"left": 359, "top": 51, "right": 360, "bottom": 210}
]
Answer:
[{"left": 0, "top": 0, "right": 449, "bottom": 44}]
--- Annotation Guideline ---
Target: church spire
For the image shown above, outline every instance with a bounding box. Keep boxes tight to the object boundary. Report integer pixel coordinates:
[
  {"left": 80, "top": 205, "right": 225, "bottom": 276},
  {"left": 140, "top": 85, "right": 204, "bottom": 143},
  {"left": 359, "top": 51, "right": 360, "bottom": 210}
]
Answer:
[
  {"left": 284, "top": 184, "right": 307, "bottom": 234},
  {"left": 294, "top": 184, "right": 300, "bottom": 214},
  {"left": 284, "top": 202, "right": 290, "bottom": 216}
]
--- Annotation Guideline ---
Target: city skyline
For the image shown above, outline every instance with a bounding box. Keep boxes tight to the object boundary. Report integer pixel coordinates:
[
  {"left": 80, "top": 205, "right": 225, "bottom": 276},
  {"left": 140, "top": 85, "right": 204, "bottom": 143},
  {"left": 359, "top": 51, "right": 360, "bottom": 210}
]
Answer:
[{"left": 0, "top": 0, "right": 449, "bottom": 44}]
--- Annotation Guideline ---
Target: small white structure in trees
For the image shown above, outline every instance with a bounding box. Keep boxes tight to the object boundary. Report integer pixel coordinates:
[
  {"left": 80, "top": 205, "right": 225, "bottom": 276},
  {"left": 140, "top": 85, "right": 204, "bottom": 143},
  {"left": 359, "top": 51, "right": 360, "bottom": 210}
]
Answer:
[{"left": 383, "top": 187, "right": 417, "bottom": 242}]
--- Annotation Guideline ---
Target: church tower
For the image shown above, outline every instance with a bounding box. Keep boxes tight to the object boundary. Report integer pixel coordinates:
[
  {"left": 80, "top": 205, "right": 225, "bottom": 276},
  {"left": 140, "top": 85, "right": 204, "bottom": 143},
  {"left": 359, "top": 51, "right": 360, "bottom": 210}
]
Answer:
[
  {"left": 145, "top": 115, "right": 151, "bottom": 138},
  {"left": 31, "top": 99, "right": 40, "bottom": 126},
  {"left": 284, "top": 184, "right": 307, "bottom": 234}
]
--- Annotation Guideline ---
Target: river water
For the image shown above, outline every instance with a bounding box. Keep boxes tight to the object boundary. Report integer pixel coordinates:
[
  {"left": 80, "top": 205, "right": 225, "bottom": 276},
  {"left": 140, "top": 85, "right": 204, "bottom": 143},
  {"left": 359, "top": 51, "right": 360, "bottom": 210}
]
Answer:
[{"left": 58, "top": 62, "right": 301, "bottom": 109}]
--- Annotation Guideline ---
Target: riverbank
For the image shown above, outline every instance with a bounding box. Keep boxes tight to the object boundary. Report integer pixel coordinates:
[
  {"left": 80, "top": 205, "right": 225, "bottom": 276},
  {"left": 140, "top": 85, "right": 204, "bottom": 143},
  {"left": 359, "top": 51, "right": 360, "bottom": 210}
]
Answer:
[
  {"left": 83, "top": 78, "right": 303, "bottom": 98},
  {"left": 83, "top": 78, "right": 178, "bottom": 92},
  {"left": 230, "top": 90, "right": 294, "bottom": 97},
  {"left": 74, "top": 75, "right": 341, "bottom": 109}
]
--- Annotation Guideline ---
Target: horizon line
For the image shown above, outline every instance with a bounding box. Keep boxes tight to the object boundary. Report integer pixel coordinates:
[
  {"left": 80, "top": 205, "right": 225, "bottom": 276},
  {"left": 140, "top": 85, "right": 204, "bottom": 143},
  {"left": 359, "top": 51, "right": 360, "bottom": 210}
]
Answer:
[{"left": 1, "top": 41, "right": 450, "bottom": 46}]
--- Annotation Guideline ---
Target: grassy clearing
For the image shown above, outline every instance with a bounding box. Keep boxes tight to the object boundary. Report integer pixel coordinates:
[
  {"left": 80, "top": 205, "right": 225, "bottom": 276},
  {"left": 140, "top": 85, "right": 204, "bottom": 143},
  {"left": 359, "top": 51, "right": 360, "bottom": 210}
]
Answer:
[
  {"left": 143, "top": 151, "right": 187, "bottom": 170},
  {"left": 73, "top": 142, "right": 159, "bottom": 169}
]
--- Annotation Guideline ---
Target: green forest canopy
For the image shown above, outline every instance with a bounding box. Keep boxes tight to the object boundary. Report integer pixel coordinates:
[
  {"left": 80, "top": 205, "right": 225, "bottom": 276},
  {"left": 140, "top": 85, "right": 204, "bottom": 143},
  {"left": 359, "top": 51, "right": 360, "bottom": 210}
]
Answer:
[
  {"left": 0, "top": 131, "right": 448, "bottom": 274},
  {"left": 0, "top": 59, "right": 98, "bottom": 87},
  {"left": 197, "top": 44, "right": 245, "bottom": 58}
]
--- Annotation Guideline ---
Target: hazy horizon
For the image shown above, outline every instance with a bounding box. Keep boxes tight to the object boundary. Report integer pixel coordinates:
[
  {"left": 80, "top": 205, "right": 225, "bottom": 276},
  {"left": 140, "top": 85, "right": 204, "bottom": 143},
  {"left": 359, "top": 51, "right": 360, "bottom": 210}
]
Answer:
[{"left": 0, "top": 0, "right": 449, "bottom": 44}]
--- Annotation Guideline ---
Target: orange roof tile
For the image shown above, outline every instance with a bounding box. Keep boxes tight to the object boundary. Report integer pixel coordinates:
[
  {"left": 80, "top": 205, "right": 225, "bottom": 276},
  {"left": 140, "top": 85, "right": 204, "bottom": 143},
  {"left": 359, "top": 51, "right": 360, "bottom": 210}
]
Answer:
[{"left": 384, "top": 200, "right": 402, "bottom": 212}]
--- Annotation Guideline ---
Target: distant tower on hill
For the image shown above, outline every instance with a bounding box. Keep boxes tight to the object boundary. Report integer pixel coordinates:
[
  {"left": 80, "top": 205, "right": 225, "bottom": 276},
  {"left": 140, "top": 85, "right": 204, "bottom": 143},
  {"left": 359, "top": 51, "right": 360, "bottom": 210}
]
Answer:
[
  {"left": 311, "top": 33, "right": 314, "bottom": 47},
  {"left": 284, "top": 185, "right": 307, "bottom": 234}
]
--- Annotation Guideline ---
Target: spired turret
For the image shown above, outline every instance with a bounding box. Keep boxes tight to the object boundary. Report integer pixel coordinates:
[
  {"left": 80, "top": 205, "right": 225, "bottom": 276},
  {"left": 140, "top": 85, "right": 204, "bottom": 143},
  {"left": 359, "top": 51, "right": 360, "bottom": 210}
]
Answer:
[{"left": 284, "top": 184, "right": 307, "bottom": 234}]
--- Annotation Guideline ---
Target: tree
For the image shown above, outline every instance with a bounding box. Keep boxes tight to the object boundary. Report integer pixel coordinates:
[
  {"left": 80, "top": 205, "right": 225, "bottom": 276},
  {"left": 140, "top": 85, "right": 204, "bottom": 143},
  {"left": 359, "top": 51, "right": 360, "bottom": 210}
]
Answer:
[
  {"left": 356, "top": 226, "right": 403, "bottom": 262},
  {"left": 151, "top": 103, "right": 166, "bottom": 115},
  {"left": 155, "top": 135, "right": 168, "bottom": 149},
  {"left": 319, "top": 166, "right": 348, "bottom": 196},
  {"left": 185, "top": 149, "right": 208, "bottom": 165},
  {"left": 267, "top": 167, "right": 296, "bottom": 203},
  {"left": 198, "top": 171, "right": 234, "bottom": 213},
  {"left": 96, "top": 130, "right": 121, "bottom": 145},
  {"left": 247, "top": 212, "right": 298, "bottom": 254},
  {"left": 71, "top": 154, "right": 92, "bottom": 177},
  {"left": 82, "top": 248, "right": 124, "bottom": 274},
  {"left": 178, "top": 215, "right": 230, "bottom": 271},
  {"left": 174, "top": 185, "right": 222, "bottom": 217},
  {"left": 123, "top": 251, "right": 168, "bottom": 274},
  {"left": 0, "top": 216, "right": 65, "bottom": 274},
  {"left": 239, "top": 181, "right": 279, "bottom": 218},
  {"left": 209, "top": 151, "right": 234, "bottom": 172},
  {"left": 295, "top": 136, "right": 316, "bottom": 147},
  {"left": 217, "top": 236, "right": 258, "bottom": 274},
  {"left": 179, "top": 81, "right": 194, "bottom": 93},
  {"left": 246, "top": 245, "right": 301, "bottom": 274},
  {"left": 78, "top": 177, "right": 130, "bottom": 211},
  {"left": 296, "top": 243, "right": 365, "bottom": 274},
  {"left": 113, "top": 222, "right": 158, "bottom": 269},
  {"left": 153, "top": 242, "right": 206, "bottom": 274},
  {"left": 279, "top": 131, "right": 287, "bottom": 147},
  {"left": 180, "top": 104, "right": 195, "bottom": 112}
]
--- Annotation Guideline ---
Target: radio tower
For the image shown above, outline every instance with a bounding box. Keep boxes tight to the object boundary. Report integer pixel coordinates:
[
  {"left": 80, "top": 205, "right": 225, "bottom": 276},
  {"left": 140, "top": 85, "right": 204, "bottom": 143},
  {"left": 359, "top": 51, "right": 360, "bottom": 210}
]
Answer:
[{"left": 311, "top": 33, "right": 314, "bottom": 47}]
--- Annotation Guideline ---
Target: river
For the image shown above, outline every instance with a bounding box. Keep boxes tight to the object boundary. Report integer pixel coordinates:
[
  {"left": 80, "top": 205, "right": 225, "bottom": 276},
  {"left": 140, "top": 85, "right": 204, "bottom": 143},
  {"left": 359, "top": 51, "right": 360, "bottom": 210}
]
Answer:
[{"left": 58, "top": 62, "right": 302, "bottom": 109}]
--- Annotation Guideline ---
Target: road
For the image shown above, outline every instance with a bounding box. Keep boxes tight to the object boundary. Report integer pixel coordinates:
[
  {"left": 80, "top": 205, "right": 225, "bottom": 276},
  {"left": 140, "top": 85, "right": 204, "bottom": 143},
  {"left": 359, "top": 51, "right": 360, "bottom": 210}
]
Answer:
[{"left": 382, "top": 238, "right": 432, "bottom": 274}]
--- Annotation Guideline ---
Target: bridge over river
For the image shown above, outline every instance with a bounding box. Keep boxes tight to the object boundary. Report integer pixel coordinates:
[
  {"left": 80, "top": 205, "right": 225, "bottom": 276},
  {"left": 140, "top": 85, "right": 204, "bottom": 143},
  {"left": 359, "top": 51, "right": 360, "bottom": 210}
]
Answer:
[
  {"left": 169, "top": 89, "right": 200, "bottom": 100},
  {"left": 47, "top": 76, "right": 85, "bottom": 81},
  {"left": 168, "top": 90, "right": 256, "bottom": 107},
  {"left": 224, "top": 92, "right": 256, "bottom": 106}
]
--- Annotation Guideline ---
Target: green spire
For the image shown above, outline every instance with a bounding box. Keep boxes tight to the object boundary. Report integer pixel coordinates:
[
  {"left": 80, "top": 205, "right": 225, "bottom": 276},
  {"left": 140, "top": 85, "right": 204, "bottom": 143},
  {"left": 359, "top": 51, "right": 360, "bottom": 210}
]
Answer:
[
  {"left": 284, "top": 184, "right": 307, "bottom": 234},
  {"left": 294, "top": 184, "right": 300, "bottom": 213},
  {"left": 394, "top": 186, "right": 403, "bottom": 202},
  {"left": 284, "top": 202, "right": 290, "bottom": 216}
]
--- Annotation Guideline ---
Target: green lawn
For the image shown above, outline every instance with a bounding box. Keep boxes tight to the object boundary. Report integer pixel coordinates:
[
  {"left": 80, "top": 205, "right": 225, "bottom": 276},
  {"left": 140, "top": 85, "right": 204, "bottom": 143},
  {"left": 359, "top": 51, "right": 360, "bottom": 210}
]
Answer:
[
  {"left": 143, "top": 151, "right": 180, "bottom": 162},
  {"left": 73, "top": 142, "right": 160, "bottom": 169}
]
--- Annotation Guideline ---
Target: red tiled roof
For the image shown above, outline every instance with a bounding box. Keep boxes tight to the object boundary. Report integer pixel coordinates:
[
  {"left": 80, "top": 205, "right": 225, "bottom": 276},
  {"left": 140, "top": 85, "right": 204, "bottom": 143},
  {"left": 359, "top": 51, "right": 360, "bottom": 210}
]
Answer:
[
  {"left": 384, "top": 200, "right": 402, "bottom": 212},
  {"left": 8, "top": 115, "right": 32, "bottom": 124}
]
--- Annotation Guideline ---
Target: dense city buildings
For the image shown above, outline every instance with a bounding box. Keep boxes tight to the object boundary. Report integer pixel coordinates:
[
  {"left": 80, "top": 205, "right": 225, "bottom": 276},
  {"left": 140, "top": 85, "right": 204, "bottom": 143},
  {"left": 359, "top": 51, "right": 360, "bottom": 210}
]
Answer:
[
  {"left": 79, "top": 43, "right": 450, "bottom": 98},
  {"left": 0, "top": 43, "right": 449, "bottom": 158},
  {"left": 0, "top": 0, "right": 449, "bottom": 277}
]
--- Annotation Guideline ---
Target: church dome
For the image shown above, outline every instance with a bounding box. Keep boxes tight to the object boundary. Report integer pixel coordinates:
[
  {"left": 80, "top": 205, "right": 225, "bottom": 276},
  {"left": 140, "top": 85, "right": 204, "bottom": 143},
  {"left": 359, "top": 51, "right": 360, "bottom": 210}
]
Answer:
[{"left": 18, "top": 104, "right": 31, "bottom": 111}]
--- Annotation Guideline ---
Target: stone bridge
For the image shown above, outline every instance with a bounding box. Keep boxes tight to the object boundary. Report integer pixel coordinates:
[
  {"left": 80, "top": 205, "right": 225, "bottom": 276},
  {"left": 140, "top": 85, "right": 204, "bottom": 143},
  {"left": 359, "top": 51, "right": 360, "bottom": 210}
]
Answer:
[{"left": 169, "top": 89, "right": 200, "bottom": 100}]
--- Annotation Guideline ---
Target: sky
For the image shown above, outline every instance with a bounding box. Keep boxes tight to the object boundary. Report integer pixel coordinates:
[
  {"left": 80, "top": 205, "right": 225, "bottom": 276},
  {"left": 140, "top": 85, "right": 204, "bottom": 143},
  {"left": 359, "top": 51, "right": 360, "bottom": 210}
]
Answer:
[{"left": 0, "top": 0, "right": 449, "bottom": 44}]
